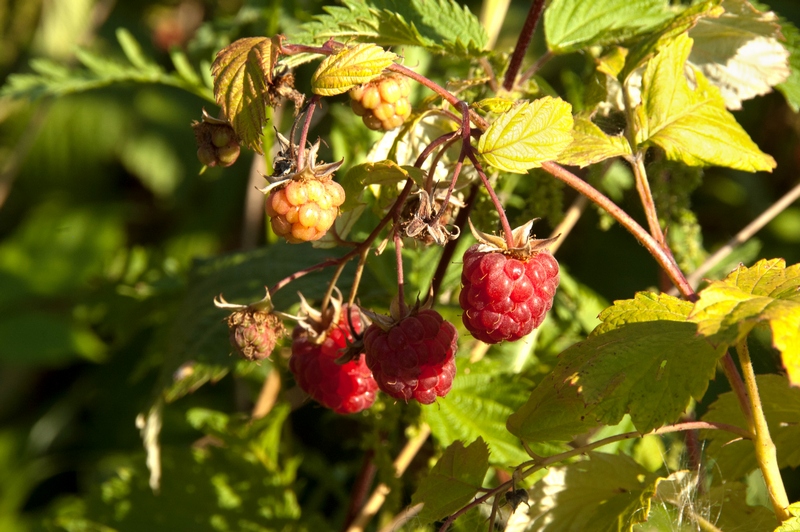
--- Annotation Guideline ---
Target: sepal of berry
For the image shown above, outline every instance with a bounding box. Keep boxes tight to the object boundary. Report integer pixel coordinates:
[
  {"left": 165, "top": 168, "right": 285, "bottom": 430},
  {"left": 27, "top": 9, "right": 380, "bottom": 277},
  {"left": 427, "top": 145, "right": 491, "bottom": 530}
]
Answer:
[
  {"left": 362, "top": 298, "right": 457, "bottom": 405},
  {"left": 460, "top": 219, "right": 560, "bottom": 344},
  {"left": 214, "top": 290, "right": 286, "bottom": 361}
]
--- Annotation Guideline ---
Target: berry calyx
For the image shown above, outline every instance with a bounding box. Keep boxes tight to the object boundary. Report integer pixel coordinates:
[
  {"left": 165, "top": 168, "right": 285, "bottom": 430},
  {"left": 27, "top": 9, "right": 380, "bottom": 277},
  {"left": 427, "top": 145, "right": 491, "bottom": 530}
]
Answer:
[
  {"left": 363, "top": 307, "right": 457, "bottom": 404},
  {"left": 349, "top": 74, "right": 412, "bottom": 131},
  {"left": 263, "top": 139, "right": 346, "bottom": 243},
  {"left": 459, "top": 220, "right": 560, "bottom": 344},
  {"left": 289, "top": 303, "right": 378, "bottom": 414}
]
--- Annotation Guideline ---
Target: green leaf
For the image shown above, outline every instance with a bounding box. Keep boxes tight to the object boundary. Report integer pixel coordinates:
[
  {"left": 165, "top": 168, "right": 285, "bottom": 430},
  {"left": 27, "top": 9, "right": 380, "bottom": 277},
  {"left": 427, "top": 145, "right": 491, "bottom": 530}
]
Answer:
[
  {"left": 776, "top": 502, "right": 800, "bottom": 532},
  {"left": 527, "top": 453, "right": 658, "bottom": 531},
  {"left": 478, "top": 97, "right": 574, "bottom": 174},
  {"left": 556, "top": 114, "right": 632, "bottom": 167},
  {"left": 543, "top": 0, "right": 671, "bottom": 54},
  {"left": 423, "top": 363, "right": 536, "bottom": 465},
  {"left": 287, "top": 0, "right": 486, "bottom": 65},
  {"left": 687, "top": 0, "right": 790, "bottom": 110},
  {"left": 557, "top": 321, "right": 723, "bottom": 433},
  {"left": 701, "top": 374, "right": 800, "bottom": 478},
  {"left": 211, "top": 37, "right": 279, "bottom": 153},
  {"left": 620, "top": 0, "right": 724, "bottom": 82},
  {"left": 410, "top": 438, "right": 489, "bottom": 525},
  {"left": 311, "top": 43, "right": 396, "bottom": 96},
  {"left": 689, "top": 259, "right": 800, "bottom": 385},
  {"left": 0, "top": 312, "right": 106, "bottom": 365},
  {"left": 339, "top": 160, "right": 425, "bottom": 211},
  {"left": 634, "top": 33, "right": 777, "bottom": 172},
  {"left": 592, "top": 292, "right": 693, "bottom": 336}
]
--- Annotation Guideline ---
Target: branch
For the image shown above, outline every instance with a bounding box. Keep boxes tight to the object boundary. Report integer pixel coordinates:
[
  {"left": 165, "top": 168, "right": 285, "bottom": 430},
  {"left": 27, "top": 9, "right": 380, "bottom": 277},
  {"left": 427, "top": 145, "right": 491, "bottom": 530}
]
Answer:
[{"left": 502, "top": 0, "right": 547, "bottom": 92}]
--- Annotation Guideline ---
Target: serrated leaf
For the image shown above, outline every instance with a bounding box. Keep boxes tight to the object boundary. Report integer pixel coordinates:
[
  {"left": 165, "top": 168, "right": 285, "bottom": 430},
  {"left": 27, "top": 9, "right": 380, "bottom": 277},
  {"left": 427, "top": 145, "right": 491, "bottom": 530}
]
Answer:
[
  {"left": 592, "top": 292, "right": 692, "bottom": 336},
  {"left": 634, "top": 33, "right": 776, "bottom": 172},
  {"left": 287, "top": 0, "right": 486, "bottom": 66},
  {"left": 689, "top": 259, "right": 800, "bottom": 385},
  {"left": 701, "top": 374, "right": 800, "bottom": 478},
  {"left": 544, "top": 0, "right": 671, "bottom": 54},
  {"left": 776, "top": 503, "right": 800, "bottom": 532},
  {"left": 472, "top": 97, "right": 515, "bottom": 113},
  {"left": 687, "top": 0, "right": 790, "bottom": 110},
  {"left": 527, "top": 453, "right": 658, "bottom": 532},
  {"left": 339, "top": 160, "right": 425, "bottom": 211},
  {"left": 423, "top": 364, "right": 535, "bottom": 465},
  {"left": 410, "top": 438, "right": 489, "bottom": 525},
  {"left": 620, "top": 0, "right": 724, "bottom": 82},
  {"left": 311, "top": 43, "right": 396, "bottom": 96},
  {"left": 556, "top": 114, "right": 632, "bottom": 167},
  {"left": 478, "top": 97, "right": 574, "bottom": 174},
  {"left": 211, "top": 37, "right": 279, "bottom": 153}
]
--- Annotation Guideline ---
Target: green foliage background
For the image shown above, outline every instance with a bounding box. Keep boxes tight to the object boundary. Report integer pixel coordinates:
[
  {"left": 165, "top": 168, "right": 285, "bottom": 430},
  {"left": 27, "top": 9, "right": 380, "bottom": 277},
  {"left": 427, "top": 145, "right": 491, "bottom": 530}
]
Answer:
[{"left": 0, "top": 0, "right": 799, "bottom": 530}]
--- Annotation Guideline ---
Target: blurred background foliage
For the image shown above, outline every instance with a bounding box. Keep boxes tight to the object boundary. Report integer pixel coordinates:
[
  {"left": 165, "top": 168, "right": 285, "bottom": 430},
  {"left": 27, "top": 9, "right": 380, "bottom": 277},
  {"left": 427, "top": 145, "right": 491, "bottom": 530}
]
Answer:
[{"left": 0, "top": 0, "right": 799, "bottom": 530}]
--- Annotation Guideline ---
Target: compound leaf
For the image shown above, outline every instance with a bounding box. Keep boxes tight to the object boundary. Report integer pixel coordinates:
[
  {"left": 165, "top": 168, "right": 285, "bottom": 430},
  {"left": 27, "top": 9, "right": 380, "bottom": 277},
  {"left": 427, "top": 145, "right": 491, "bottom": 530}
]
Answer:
[
  {"left": 478, "top": 97, "right": 573, "bottom": 174},
  {"left": 557, "top": 114, "right": 632, "bottom": 168},
  {"left": 527, "top": 453, "right": 658, "bottom": 531},
  {"left": 544, "top": 0, "right": 671, "bottom": 54},
  {"left": 689, "top": 259, "right": 800, "bottom": 385},
  {"left": 701, "top": 374, "right": 800, "bottom": 478},
  {"left": 411, "top": 438, "right": 489, "bottom": 525},
  {"left": 311, "top": 43, "right": 396, "bottom": 96},
  {"left": 211, "top": 37, "right": 279, "bottom": 152},
  {"left": 634, "top": 33, "right": 776, "bottom": 172},
  {"left": 687, "top": 0, "right": 790, "bottom": 110}
]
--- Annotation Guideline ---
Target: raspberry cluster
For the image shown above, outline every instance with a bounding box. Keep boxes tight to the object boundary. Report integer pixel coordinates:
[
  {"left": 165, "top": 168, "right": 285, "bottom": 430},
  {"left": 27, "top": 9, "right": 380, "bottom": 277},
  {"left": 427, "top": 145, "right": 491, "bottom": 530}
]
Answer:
[
  {"left": 460, "top": 246, "right": 559, "bottom": 344},
  {"left": 266, "top": 178, "right": 346, "bottom": 243},
  {"left": 363, "top": 309, "right": 457, "bottom": 404},
  {"left": 349, "top": 74, "right": 412, "bottom": 131},
  {"left": 289, "top": 305, "right": 378, "bottom": 414}
]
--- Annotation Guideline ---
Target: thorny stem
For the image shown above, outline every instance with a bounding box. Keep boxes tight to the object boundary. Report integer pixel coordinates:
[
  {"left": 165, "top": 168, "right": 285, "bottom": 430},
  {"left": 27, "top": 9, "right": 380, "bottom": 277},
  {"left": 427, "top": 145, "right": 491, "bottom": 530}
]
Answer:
[
  {"left": 348, "top": 247, "right": 370, "bottom": 308},
  {"left": 502, "top": 0, "right": 547, "bottom": 92},
  {"left": 320, "top": 259, "right": 348, "bottom": 312},
  {"left": 296, "top": 95, "right": 319, "bottom": 164},
  {"left": 394, "top": 231, "right": 408, "bottom": 315},
  {"left": 426, "top": 135, "right": 462, "bottom": 194},
  {"left": 437, "top": 420, "right": 752, "bottom": 532},
  {"left": 631, "top": 155, "right": 668, "bottom": 249},
  {"left": 541, "top": 162, "right": 696, "bottom": 301},
  {"left": 341, "top": 451, "right": 378, "bottom": 531},
  {"left": 736, "top": 339, "right": 790, "bottom": 522},
  {"left": 468, "top": 149, "right": 515, "bottom": 248},
  {"left": 431, "top": 102, "right": 472, "bottom": 222}
]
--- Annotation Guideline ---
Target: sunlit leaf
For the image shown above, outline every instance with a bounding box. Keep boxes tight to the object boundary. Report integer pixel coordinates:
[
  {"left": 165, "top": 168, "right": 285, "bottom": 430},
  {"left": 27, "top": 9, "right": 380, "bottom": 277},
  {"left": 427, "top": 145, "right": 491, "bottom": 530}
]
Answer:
[
  {"left": 339, "top": 160, "right": 425, "bottom": 211},
  {"left": 411, "top": 438, "right": 489, "bottom": 525},
  {"left": 775, "top": 502, "right": 800, "bottom": 532},
  {"left": 478, "top": 97, "right": 573, "bottom": 174},
  {"left": 634, "top": 33, "right": 776, "bottom": 172},
  {"left": 772, "top": 10, "right": 800, "bottom": 112},
  {"left": 556, "top": 114, "right": 632, "bottom": 167},
  {"left": 592, "top": 292, "right": 693, "bottom": 336},
  {"left": 687, "top": 0, "right": 790, "bottom": 110},
  {"left": 211, "top": 37, "right": 279, "bottom": 153},
  {"left": 544, "top": 0, "right": 671, "bottom": 54},
  {"left": 311, "top": 43, "right": 396, "bottom": 96},
  {"left": 690, "top": 259, "right": 800, "bottom": 385},
  {"left": 527, "top": 453, "right": 658, "bottom": 531}
]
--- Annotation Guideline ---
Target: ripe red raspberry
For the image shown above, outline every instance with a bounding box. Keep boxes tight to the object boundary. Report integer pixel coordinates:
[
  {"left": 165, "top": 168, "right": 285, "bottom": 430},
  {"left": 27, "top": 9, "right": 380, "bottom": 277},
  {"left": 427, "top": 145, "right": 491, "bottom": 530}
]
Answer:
[
  {"left": 459, "top": 246, "right": 559, "bottom": 344},
  {"left": 265, "top": 178, "right": 345, "bottom": 243},
  {"left": 349, "top": 74, "right": 412, "bottom": 131},
  {"left": 227, "top": 309, "right": 285, "bottom": 361},
  {"left": 289, "top": 305, "right": 378, "bottom": 414},
  {"left": 363, "top": 309, "right": 457, "bottom": 404}
]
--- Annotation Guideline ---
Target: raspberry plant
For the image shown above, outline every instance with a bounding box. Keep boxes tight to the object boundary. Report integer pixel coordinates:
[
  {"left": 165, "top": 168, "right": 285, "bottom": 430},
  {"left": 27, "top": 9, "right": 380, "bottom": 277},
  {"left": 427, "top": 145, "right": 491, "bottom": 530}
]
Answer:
[{"left": 2, "top": 0, "right": 800, "bottom": 530}]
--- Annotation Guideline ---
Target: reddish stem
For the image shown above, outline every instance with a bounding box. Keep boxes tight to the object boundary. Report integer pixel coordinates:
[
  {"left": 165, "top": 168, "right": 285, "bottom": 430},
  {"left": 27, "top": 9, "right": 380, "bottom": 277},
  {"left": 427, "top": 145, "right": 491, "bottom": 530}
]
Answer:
[
  {"left": 429, "top": 184, "right": 479, "bottom": 298},
  {"left": 394, "top": 230, "right": 407, "bottom": 315},
  {"left": 296, "top": 95, "right": 319, "bottom": 164},
  {"left": 467, "top": 149, "right": 515, "bottom": 248},
  {"left": 502, "top": 0, "right": 547, "bottom": 92}
]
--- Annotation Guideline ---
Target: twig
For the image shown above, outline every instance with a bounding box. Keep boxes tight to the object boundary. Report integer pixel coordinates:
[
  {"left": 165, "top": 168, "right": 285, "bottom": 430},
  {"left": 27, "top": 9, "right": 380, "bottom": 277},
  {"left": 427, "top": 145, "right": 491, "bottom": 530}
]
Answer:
[
  {"left": 242, "top": 153, "right": 267, "bottom": 249},
  {"left": 251, "top": 368, "right": 281, "bottom": 419},
  {"left": 684, "top": 179, "right": 800, "bottom": 290},
  {"left": 548, "top": 194, "right": 588, "bottom": 254},
  {"left": 502, "top": 0, "right": 547, "bottom": 92},
  {"left": 346, "top": 424, "right": 432, "bottom": 532},
  {"left": 341, "top": 451, "right": 378, "bottom": 531},
  {"left": 430, "top": 184, "right": 479, "bottom": 299},
  {"left": 377, "top": 503, "right": 424, "bottom": 532}
]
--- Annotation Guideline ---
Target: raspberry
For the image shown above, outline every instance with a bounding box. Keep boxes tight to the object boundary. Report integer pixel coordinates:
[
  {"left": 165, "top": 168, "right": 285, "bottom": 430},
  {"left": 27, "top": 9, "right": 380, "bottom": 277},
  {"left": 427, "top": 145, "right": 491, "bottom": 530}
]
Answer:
[
  {"left": 227, "top": 309, "right": 285, "bottom": 361},
  {"left": 265, "top": 178, "right": 346, "bottom": 243},
  {"left": 289, "top": 305, "right": 378, "bottom": 414},
  {"left": 192, "top": 111, "right": 241, "bottom": 167},
  {"left": 459, "top": 246, "right": 559, "bottom": 344},
  {"left": 363, "top": 309, "right": 457, "bottom": 404},
  {"left": 349, "top": 74, "right": 412, "bottom": 131}
]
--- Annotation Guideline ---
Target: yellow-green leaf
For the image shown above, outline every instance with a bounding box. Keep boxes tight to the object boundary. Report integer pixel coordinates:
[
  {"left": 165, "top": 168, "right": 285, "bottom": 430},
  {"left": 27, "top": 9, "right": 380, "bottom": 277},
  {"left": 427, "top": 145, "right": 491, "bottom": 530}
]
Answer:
[
  {"left": 556, "top": 114, "right": 632, "bottom": 167},
  {"left": 471, "top": 97, "right": 514, "bottom": 114},
  {"left": 211, "top": 37, "right": 279, "bottom": 153},
  {"left": 311, "top": 43, "right": 397, "bottom": 96},
  {"left": 634, "top": 33, "right": 776, "bottom": 172},
  {"left": 478, "top": 97, "right": 573, "bottom": 174},
  {"left": 689, "top": 259, "right": 800, "bottom": 385},
  {"left": 592, "top": 291, "right": 692, "bottom": 336}
]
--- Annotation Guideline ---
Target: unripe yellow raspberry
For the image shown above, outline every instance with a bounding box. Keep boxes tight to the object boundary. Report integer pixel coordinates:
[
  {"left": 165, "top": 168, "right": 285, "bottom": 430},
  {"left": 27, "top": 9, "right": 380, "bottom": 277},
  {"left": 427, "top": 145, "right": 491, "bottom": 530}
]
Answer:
[{"left": 349, "top": 74, "right": 412, "bottom": 131}]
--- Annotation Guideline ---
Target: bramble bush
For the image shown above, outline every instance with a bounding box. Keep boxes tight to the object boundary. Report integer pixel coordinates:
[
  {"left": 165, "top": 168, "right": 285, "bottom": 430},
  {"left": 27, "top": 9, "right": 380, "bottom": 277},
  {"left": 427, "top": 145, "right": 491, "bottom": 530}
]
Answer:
[{"left": 2, "top": 0, "right": 800, "bottom": 530}]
